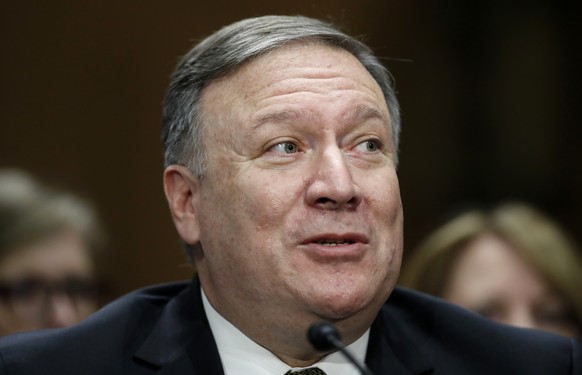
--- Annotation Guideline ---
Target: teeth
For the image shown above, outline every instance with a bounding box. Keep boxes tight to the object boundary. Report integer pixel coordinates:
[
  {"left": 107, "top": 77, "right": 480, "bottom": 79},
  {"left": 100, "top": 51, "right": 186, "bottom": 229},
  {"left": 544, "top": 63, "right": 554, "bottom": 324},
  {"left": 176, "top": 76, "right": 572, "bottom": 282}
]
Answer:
[{"left": 316, "top": 240, "right": 354, "bottom": 246}]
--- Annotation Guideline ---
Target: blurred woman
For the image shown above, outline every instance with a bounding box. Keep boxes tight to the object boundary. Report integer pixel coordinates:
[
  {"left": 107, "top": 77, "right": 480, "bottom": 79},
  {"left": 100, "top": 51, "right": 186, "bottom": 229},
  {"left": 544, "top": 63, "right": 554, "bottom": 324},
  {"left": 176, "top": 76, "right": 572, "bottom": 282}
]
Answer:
[
  {"left": 399, "top": 202, "right": 582, "bottom": 338},
  {"left": 0, "top": 169, "right": 105, "bottom": 336}
]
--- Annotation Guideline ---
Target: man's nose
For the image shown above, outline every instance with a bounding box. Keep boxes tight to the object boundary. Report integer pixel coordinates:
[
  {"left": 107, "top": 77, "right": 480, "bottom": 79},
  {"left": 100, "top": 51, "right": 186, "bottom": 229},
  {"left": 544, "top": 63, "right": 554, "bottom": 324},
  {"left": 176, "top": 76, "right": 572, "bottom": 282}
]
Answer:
[{"left": 305, "top": 146, "right": 361, "bottom": 210}]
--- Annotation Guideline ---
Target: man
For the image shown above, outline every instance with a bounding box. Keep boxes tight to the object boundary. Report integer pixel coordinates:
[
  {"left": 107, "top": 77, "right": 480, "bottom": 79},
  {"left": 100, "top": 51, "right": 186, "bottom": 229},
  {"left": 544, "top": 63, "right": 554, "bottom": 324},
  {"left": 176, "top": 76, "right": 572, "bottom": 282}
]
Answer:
[{"left": 0, "top": 15, "right": 579, "bottom": 375}]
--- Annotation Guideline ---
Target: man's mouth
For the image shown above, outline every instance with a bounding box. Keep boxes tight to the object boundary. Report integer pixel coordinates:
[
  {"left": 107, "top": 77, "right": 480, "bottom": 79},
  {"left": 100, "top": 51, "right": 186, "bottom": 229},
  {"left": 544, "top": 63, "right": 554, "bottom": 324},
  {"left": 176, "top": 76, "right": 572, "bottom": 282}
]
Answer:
[
  {"left": 314, "top": 239, "right": 356, "bottom": 246},
  {"left": 301, "top": 234, "right": 367, "bottom": 260}
]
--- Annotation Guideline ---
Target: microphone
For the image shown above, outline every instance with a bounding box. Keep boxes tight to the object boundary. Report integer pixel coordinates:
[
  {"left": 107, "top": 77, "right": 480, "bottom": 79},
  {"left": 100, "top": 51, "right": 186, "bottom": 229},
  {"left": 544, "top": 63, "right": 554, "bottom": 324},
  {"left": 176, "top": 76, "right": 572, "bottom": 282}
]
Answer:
[{"left": 307, "top": 321, "right": 374, "bottom": 375}]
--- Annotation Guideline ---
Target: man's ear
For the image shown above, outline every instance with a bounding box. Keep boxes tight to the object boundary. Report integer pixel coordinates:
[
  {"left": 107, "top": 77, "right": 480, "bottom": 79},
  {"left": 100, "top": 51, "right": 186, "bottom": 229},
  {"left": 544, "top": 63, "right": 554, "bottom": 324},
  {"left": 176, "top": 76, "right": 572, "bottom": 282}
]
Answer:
[{"left": 163, "top": 165, "right": 201, "bottom": 246}]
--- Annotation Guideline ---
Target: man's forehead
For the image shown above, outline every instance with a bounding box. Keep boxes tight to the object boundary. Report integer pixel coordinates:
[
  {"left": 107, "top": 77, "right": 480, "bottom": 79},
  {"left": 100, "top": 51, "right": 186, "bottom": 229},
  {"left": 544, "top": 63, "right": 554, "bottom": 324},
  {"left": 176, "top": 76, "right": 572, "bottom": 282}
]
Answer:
[
  {"left": 211, "top": 42, "right": 365, "bottom": 88},
  {"left": 202, "top": 43, "right": 383, "bottom": 107}
]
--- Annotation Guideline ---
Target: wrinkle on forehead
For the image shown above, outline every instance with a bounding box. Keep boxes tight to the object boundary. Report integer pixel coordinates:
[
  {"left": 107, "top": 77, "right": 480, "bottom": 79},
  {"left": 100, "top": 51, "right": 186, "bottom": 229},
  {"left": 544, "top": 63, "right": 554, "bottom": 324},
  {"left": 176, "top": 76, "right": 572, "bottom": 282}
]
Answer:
[
  {"left": 251, "top": 103, "right": 388, "bottom": 132},
  {"left": 200, "top": 42, "right": 391, "bottom": 145},
  {"left": 213, "top": 42, "right": 384, "bottom": 100}
]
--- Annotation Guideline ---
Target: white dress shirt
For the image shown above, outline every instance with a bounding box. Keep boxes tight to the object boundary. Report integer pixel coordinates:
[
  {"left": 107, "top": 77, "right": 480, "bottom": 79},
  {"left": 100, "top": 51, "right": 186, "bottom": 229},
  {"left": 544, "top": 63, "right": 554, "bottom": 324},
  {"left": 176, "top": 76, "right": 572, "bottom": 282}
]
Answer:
[{"left": 201, "top": 288, "right": 369, "bottom": 375}]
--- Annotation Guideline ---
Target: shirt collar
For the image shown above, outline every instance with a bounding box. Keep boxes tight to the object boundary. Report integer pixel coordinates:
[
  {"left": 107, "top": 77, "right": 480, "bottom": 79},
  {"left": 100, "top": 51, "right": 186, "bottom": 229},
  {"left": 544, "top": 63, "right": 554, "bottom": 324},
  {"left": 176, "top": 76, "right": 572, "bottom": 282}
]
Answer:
[{"left": 201, "top": 287, "right": 369, "bottom": 375}]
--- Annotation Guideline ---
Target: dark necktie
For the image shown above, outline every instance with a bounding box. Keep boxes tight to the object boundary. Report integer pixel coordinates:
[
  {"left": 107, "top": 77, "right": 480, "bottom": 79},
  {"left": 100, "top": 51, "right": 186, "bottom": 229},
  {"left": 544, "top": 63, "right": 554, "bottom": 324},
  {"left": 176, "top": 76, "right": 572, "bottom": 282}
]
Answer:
[{"left": 284, "top": 367, "right": 327, "bottom": 375}]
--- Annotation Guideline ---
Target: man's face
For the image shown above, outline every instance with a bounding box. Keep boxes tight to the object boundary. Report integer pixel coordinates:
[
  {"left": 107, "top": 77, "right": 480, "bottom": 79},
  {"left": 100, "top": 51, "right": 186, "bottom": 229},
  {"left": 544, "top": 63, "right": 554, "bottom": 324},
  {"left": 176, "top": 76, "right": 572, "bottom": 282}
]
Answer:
[{"left": 188, "top": 43, "right": 402, "bottom": 328}]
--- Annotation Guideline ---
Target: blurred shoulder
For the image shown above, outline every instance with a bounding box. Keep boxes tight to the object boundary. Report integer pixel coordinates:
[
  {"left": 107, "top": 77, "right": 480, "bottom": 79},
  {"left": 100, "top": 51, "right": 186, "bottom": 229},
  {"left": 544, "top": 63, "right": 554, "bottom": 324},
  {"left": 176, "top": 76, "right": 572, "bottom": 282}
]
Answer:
[
  {"left": 0, "top": 281, "right": 190, "bottom": 374},
  {"left": 382, "top": 286, "right": 581, "bottom": 373}
]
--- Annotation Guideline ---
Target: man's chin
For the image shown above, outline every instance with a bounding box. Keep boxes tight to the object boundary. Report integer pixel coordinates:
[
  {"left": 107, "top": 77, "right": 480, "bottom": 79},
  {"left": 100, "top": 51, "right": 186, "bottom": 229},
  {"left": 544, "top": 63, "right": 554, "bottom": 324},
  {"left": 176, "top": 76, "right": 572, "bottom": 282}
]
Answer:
[{"left": 308, "top": 292, "right": 374, "bottom": 321}]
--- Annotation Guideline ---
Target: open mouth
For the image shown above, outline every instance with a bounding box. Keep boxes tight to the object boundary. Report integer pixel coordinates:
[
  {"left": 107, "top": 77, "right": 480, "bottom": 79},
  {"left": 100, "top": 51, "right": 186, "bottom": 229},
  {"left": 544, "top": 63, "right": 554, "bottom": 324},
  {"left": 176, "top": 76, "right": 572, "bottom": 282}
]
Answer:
[
  {"left": 314, "top": 239, "right": 355, "bottom": 246},
  {"left": 302, "top": 233, "right": 368, "bottom": 250}
]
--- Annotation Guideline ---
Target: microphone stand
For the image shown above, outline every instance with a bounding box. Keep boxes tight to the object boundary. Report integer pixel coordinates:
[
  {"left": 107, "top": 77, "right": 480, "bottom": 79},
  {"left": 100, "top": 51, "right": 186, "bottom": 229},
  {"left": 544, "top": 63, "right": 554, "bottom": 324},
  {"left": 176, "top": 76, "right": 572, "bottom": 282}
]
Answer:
[{"left": 307, "top": 321, "right": 375, "bottom": 375}]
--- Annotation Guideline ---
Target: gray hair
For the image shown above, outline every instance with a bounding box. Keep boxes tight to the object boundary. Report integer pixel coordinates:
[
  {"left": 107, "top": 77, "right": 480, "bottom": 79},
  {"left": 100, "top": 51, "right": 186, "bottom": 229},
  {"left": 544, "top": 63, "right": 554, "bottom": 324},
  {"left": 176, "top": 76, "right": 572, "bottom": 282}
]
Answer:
[{"left": 162, "top": 15, "right": 401, "bottom": 178}]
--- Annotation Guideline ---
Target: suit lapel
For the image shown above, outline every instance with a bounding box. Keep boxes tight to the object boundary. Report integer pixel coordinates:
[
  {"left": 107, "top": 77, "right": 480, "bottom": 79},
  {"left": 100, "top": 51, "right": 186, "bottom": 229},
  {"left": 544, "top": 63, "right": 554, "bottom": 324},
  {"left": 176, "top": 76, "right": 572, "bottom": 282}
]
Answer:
[
  {"left": 133, "top": 278, "right": 225, "bottom": 374},
  {"left": 366, "top": 303, "right": 433, "bottom": 375},
  {"left": 133, "top": 280, "right": 433, "bottom": 374}
]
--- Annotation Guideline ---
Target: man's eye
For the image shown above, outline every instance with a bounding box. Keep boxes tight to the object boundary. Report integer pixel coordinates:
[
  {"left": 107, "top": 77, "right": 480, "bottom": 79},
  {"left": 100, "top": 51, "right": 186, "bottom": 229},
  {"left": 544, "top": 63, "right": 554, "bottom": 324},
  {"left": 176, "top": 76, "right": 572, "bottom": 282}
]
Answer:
[
  {"left": 269, "top": 142, "right": 298, "bottom": 154},
  {"left": 356, "top": 140, "right": 380, "bottom": 153}
]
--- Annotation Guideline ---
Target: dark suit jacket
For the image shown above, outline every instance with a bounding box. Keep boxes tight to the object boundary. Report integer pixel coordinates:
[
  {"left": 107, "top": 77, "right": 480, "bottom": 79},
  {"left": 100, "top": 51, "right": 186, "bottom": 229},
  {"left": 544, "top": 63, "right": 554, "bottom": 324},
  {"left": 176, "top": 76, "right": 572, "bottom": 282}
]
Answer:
[{"left": 0, "top": 278, "right": 580, "bottom": 374}]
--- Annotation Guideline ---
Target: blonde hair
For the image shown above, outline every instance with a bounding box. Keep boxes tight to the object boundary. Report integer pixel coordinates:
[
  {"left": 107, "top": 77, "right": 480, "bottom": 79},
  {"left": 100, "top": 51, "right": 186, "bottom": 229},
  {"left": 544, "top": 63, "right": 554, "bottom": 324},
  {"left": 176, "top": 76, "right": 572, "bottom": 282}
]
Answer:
[
  {"left": 400, "top": 202, "right": 582, "bottom": 329},
  {"left": 0, "top": 169, "right": 105, "bottom": 262}
]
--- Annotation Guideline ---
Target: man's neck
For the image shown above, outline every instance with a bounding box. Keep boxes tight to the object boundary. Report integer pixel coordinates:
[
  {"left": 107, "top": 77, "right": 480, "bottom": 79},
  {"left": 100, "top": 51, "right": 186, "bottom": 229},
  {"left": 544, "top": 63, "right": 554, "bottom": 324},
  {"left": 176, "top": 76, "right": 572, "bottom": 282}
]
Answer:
[{"left": 201, "top": 286, "right": 370, "bottom": 372}]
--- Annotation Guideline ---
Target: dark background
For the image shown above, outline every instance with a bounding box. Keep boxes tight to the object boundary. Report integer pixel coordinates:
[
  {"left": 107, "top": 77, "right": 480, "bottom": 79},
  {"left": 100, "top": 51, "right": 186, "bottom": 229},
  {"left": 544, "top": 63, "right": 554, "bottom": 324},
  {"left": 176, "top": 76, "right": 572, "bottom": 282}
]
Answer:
[{"left": 1, "top": 1, "right": 580, "bottom": 299}]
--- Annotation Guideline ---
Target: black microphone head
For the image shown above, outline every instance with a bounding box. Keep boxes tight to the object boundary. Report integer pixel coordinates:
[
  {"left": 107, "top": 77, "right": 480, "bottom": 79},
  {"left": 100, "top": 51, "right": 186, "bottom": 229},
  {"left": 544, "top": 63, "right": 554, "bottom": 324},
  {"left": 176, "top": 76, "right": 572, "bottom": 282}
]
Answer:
[{"left": 307, "top": 320, "right": 342, "bottom": 351}]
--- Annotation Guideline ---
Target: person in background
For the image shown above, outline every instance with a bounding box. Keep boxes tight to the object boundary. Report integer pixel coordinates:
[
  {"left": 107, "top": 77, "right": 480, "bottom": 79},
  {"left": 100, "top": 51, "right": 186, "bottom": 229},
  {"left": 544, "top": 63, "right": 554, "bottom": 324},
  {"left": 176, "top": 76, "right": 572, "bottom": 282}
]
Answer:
[
  {"left": 399, "top": 201, "right": 582, "bottom": 338},
  {"left": 0, "top": 169, "right": 105, "bottom": 336},
  {"left": 0, "top": 16, "right": 579, "bottom": 375}
]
